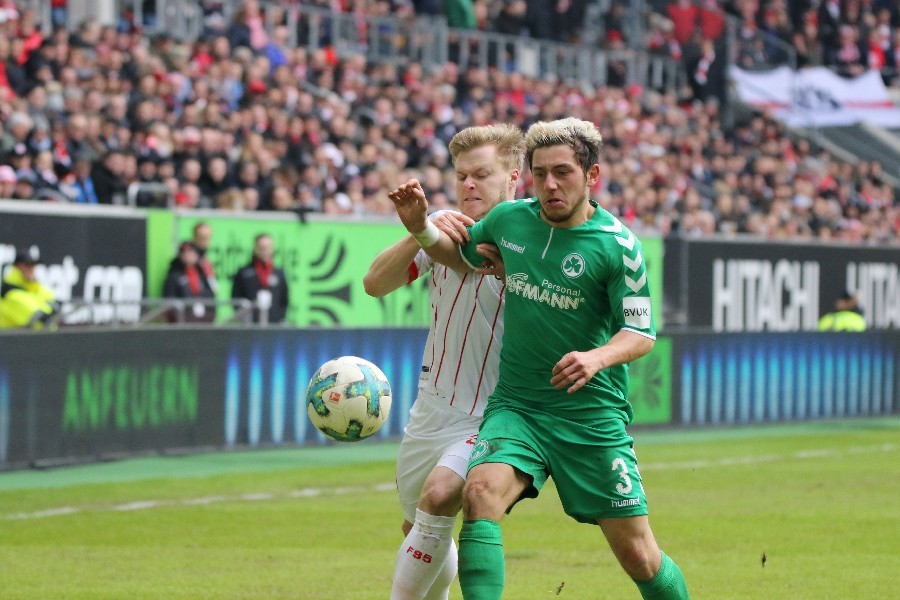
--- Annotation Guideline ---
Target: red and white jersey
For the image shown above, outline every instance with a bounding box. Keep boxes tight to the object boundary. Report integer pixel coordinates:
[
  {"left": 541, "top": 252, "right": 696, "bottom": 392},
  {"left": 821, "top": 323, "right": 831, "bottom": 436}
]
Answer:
[{"left": 408, "top": 249, "right": 504, "bottom": 417}]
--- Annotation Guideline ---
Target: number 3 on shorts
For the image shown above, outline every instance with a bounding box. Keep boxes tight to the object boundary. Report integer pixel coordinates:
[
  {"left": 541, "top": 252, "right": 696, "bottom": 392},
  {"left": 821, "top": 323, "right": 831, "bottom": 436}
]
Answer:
[{"left": 611, "top": 457, "right": 632, "bottom": 495}]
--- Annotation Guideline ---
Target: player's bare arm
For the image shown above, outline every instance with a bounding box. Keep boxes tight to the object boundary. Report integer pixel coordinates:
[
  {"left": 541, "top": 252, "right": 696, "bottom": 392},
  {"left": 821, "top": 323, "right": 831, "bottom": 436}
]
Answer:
[
  {"left": 388, "top": 179, "right": 472, "bottom": 272},
  {"left": 551, "top": 329, "right": 655, "bottom": 394},
  {"left": 363, "top": 211, "right": 476, "bottom": 297},
  {"left": 363, "top": 235, "right": 421, "bottom": 297}
]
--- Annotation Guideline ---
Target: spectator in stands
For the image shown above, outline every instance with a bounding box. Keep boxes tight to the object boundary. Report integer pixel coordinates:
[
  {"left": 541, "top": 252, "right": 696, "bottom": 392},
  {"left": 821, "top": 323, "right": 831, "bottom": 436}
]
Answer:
[
  {"left": 698, "top": 0, "right": 724, "bottom": 41},
  {"left": 230, "top": 233, "right": 289, "bottom": 324},
  {"left": 0, "top": 111, "right": 32, "bottom": 160},
  {"left": 0, "top": 245, "right": 59, "bottom": 330},
  {"left": 215, "top": 187, "right": 245, "bottom": 211},
  {"left": 191, "top": 221, "right": 219, "bottom": 297},
  {"left": 27, "top": 114, "right": 53, "bottom": 155},
  {"left": 176, "top": 182, "right": 203, "bottom": 209},
  {"left": 12, "top": 168, "right": 37, "bottom": 200},
  {"left": 235, "top": 160, "right": 265, "bottom": 200},
  {"left": 0, "top": 0, "right": 894, "bottom": 247},
  {"left": 832, "top": 24, "right": 867, "bottom": 76},
  {"left": 90, "top": 148, "right": 128, "bottom": 204},
  {"left": 70, "top": 153, "right": 99, "bottom": 204},
  {"left": 3, "top": 146, "right": 31, "bottom": 178},
  {"left": 818, "top": 291, "right": 867, "bottom": 331},
  {"left": 131, "top": 155, "right": 169, "bottom": 207},
  {"left": 0, "top": 164, "right": 16, "bottom": 198},
  {"left": 793, "top": 10, "right": 826, "bottom": 68},
  {"left": 818, "top": 0, "right": 844, "bottom": 62},
  {"left": 227, "top": 0, "right": 268, "bottom": 53},
  {"left": 759, "top": 2, "right": 794, "bottom": 64},
  {"left": 31, "top": 148, "right": 63, "bottom": 199},
  {"left": 687, "top": 37, "right": 725, "bottom": 102},
  {"left": 646, "top": 12, "right": 681, "bottom": 59},
  {"left": 667, "top": 0, "right": 698, "bottom": 45},
  {"left": 63, "top": 113, "right": 96, "bottom": 164},
  {"left": 198, "top": 155, "right": 232, "bottom": 207},
  {"left": 50, "top": 0, "right": 67, "bottom": 29},
  {"left": 496, "top": 0, "right": 529, "bottom": 37},
  {"left": 0, "top": 33, "right": 27, "bottom": 98},
  {"left": 162, "top": 241, "right": 217, "bottom": 323}
]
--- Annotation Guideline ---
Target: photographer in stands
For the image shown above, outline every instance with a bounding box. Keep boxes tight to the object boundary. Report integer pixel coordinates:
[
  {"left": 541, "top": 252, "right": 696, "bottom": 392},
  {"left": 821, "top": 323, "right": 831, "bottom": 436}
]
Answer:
[{"left": 0, "top": 245, "right": 60, "bottom": 330}]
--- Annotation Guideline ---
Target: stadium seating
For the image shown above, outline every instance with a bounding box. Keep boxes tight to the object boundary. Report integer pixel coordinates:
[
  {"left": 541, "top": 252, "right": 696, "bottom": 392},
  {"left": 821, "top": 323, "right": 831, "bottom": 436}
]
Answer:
[{"left": 0, "top": 0, "right": 896, "bottom": 242}]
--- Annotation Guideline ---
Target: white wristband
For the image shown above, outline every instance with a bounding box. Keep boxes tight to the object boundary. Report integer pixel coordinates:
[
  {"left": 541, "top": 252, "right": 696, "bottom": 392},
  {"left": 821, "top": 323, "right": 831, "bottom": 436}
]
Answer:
[{"left": 411, "top": 221, "right": 441, "bottom": 248}]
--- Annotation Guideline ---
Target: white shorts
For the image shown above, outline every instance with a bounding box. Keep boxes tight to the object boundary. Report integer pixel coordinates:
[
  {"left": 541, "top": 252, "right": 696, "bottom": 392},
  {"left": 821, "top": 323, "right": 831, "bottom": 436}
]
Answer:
[{"left": 395, "top": 387, "right": 482, "bottom": 524}]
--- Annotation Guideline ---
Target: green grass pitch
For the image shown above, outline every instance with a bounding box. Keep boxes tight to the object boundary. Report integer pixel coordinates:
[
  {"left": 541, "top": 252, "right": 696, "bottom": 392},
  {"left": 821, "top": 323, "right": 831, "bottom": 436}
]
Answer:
[{"left": 1, "top": 417, "right": 898, "bottom": 599}]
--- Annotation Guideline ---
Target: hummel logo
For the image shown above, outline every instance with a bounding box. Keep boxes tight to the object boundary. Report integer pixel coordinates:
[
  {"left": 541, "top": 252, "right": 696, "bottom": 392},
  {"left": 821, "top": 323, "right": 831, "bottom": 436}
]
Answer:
[
  {"left": 611, "top": 498, "right": 641, "bottom": 508},
  {"left": 500, "top": 237, "right": 525, "bottom": 254}
]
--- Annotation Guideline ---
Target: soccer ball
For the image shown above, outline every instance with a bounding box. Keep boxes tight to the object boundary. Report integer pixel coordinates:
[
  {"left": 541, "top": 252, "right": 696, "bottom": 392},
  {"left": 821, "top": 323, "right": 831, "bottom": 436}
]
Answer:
[{"left": 306, "top": 355, "right": 392, "bottom": 442}]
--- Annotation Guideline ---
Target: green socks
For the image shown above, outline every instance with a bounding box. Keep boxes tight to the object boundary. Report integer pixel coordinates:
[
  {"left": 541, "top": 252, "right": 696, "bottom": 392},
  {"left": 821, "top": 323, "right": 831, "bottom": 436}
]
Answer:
[
  {"left": 458, "top": 519, "right": 505, "bottom": 600},
  {"left": 458, "top": 520, "right": 688, "bottom": 600},
  {"left": 634, "top": 551, "right": 690, "bottom": 599}
]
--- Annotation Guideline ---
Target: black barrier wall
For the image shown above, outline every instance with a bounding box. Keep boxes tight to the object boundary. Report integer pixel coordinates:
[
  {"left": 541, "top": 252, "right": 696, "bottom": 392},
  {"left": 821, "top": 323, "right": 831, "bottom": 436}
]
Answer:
[
  {"left": 1, "top": 328, "right": 897, "bottom": 470},
  {"left": 663, "top": 237, "right": 900, "bottom": 331},
  {"left": 0, "top": 204, "right": 147, "bottom": 325}
]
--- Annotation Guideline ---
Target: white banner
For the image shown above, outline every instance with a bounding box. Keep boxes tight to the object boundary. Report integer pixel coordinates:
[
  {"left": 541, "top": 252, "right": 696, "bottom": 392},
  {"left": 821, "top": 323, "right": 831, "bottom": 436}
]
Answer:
[{"left": 729, "top": 66, "right": 900, "bottom": 128}]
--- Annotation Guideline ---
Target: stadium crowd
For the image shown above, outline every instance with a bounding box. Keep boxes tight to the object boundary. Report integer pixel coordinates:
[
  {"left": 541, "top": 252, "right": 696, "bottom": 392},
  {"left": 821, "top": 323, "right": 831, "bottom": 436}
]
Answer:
[
  {"left": 0, "top": 0, "right": 897, "bottom": 244},
  {"left": 624, "top": 0, "right": 900, "bottom": 82}
]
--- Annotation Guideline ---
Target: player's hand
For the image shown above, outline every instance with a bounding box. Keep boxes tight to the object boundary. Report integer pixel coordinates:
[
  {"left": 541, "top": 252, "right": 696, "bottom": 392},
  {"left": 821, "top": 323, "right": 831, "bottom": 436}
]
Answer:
[
  {"left": 388, "top": 179, "right": 429, "bottom": 234},
  {"left": 432, "top": 211, "right": 474, "bottom": 244},
  {"left": 474, "top": 243, "right": 505, "bottom": 279},
  {"left": 551, "top": 351, "right": 603, "bottom": 394}
]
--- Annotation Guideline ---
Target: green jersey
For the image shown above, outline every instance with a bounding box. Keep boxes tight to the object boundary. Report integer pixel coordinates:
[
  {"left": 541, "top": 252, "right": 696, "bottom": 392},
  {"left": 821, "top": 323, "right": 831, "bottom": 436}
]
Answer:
[{"left": 459, "top": 199, "right": 655, "bottom": 424}]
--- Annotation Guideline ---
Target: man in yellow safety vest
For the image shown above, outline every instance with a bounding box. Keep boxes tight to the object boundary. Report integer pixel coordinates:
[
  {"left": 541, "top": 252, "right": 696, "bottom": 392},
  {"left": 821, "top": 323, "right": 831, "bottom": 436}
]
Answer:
[{"left": 0, "top": 246, "right": 59, "bottom": 330}]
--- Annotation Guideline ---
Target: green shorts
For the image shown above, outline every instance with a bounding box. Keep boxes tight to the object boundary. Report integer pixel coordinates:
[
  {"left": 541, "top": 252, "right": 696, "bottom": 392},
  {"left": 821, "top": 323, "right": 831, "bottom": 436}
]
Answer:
[{"left": 468, "top": 401, "right": 648, "bottom": 524}]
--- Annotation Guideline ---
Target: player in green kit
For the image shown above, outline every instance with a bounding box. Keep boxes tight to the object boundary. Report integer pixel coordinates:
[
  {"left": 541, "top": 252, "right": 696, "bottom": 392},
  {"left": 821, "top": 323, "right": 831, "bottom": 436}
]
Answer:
[{"left": 388, "top": 117, "right": 690, "bottom": 600}]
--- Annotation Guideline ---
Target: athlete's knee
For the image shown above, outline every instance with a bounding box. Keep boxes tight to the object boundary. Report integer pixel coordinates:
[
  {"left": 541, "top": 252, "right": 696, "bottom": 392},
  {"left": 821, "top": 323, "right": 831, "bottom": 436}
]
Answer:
[
  {"left": 461, "top": 478, "right": 503, "bottom": 520},
  {"left": 616, "top": 540, "right": 660, "bottom": 581},
  {"left": 401, "top": 519, "right": 413, "bottom": 537},
  {"left": 419, "top": 481, "right": 462, "bottom": 516}
]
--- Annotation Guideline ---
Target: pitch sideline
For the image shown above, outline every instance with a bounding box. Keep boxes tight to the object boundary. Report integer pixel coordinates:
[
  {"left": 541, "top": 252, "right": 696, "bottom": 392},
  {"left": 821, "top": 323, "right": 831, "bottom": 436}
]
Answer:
[{"left": 4, "top": 442, "right": 896, "bottom": 521}]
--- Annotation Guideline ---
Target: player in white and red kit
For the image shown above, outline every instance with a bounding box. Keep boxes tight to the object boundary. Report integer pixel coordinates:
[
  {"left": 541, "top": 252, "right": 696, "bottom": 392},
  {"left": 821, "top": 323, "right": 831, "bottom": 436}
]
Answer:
[{"left": 364, "top": 124, "right": 525, "bottom": 600}]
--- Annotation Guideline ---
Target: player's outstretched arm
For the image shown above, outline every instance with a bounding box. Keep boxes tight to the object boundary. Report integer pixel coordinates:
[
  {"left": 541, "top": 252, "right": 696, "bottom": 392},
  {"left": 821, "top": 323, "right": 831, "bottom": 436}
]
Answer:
[
  {"left": 388, "top": 179, "right": 471, "bottom": 272},
  {"left": 363, "top": 235, "right": 421, "bottom": 298},
  {"left": 551, "top": 330, "right": 655, "bottom": 394}
]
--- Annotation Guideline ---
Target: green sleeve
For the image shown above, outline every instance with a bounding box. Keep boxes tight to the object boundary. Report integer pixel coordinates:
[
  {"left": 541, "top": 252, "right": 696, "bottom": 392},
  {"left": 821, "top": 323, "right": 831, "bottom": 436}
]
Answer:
[
  {"left": 459, "top": 204, "right": 502, "bottom": 268},
  {"left": 608, "top": 236, "right": 656, "bottom": 339}
]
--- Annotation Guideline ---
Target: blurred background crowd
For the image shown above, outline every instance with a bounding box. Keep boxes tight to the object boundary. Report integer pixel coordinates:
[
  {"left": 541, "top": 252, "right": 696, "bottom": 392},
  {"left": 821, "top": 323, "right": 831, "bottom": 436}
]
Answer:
[{"left": 0, "top": 0, "right": 898, "bottom": 244}]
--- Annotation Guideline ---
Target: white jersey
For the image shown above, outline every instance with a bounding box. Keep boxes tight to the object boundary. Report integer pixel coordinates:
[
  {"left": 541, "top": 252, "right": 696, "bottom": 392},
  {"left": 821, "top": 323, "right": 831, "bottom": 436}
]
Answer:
[{"left": 409, "top": 249, "right": 504, "bottom": 417}]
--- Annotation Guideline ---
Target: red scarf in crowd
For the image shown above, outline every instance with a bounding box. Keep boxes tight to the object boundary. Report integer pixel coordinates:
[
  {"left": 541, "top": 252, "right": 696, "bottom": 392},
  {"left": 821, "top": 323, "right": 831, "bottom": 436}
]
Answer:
[
  {"left": 254, "top": 259, "right": 273, "bottom": 289},
  {"left": 185, "top": 266, "right": 201, "bottom": 296}
]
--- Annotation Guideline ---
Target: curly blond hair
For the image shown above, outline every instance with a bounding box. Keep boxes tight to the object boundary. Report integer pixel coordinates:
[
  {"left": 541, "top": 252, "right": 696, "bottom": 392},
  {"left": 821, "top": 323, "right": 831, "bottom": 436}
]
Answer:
[{"left": 525, "top": 117, "right": 604, "bottom": 173}]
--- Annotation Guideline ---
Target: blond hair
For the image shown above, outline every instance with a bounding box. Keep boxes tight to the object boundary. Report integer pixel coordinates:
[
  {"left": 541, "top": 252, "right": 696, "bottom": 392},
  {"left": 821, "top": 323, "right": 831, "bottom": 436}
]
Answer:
[
  {"left": 524, "top": 117, "right": 604, "bottom": 173},
  {"left": 448, "top": 123, "right": 526, "bottom": 173}
]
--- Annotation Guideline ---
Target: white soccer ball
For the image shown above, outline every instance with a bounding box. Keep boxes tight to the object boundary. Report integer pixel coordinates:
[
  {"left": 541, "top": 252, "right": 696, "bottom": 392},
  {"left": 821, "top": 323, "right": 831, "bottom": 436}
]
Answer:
[{"left": 306, "top": 355, "right": 392, "bottom": 442}]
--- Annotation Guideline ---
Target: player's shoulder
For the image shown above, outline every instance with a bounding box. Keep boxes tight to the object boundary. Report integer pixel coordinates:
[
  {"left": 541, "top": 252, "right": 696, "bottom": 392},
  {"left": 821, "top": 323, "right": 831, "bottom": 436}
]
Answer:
[
  {"left": 481, "top": 197, "right": 539, "bottom": 225},
  {"left": 590, "top": 206, "right": 642, "bottom": 249},
  {"left": 490, "top": 197, "right": 538, "bottom": 215}
]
